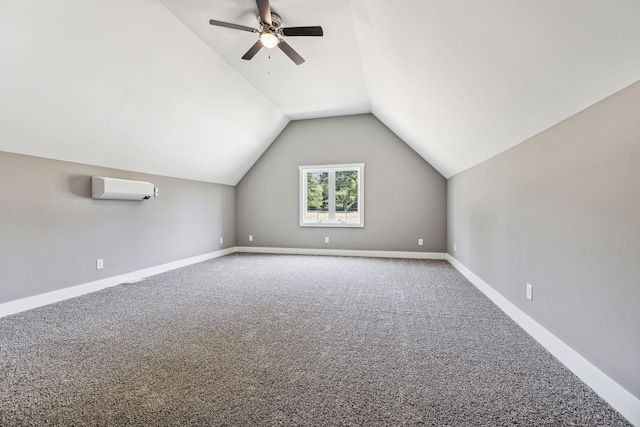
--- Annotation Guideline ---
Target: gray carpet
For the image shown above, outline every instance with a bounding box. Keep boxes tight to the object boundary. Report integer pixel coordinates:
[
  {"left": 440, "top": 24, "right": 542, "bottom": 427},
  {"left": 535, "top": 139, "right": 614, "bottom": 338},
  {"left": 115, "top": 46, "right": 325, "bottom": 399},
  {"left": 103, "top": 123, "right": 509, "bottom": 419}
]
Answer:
[{"left": 0, "top": 254, "right": 631, "bottom": 426}]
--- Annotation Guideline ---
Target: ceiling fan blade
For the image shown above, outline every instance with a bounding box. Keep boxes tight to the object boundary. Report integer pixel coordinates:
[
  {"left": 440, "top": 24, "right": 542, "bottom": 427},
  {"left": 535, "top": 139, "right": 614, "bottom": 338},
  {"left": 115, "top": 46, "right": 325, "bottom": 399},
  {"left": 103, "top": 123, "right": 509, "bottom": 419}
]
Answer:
[
  {"left": 242, "top": 40, "right": 263, "bottom": 61},
  {"left": 209, "top": 19, "right": 257, "bottom": 33},
  {"left": 281, "top": 26, "right": 323, "bottom": 37},
  {"left": 277, "top": 40, "right": 305, "bottom": 65},
  {"left": 256, "top": 0, "right": 272, "bottom": 26}
]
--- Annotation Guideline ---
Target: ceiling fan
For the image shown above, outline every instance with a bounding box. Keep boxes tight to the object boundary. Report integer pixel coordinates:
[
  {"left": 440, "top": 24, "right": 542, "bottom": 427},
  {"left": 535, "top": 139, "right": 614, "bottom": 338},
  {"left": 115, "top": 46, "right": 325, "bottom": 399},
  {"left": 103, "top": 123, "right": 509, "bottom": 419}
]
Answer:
[{"left": 209, "top": 0, "right": 323, "bottom": 65}]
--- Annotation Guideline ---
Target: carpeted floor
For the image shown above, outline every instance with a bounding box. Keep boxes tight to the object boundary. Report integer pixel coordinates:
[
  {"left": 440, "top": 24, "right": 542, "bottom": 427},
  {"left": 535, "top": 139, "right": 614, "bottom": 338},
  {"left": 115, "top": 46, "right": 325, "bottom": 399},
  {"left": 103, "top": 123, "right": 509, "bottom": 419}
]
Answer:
[{"left": 0, "top": 254, "right": 631, "bottom": 426}]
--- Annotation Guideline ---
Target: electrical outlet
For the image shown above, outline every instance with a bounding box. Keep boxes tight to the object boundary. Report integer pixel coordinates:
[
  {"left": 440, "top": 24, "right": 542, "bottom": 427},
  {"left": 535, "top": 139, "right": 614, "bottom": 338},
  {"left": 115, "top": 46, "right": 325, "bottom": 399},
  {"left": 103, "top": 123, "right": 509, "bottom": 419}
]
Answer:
[
  {"left": 418, "top": 238, "right": 424, "bottom": 246},
  {"left": 249, "top": 235, "right": 253, "bottom": 242},
  {"left": 325, "top": 236, "right": 330, "bottom": 243},
  {"left": 526, "top": 283, "right": 533, "bottom": 301},
  {"left": 154, "top": 188, "right": 159, "bottom": 197},
  {"left": 96, "top": 259, "right": 104, "bottom": 270},
  {"left": 454, "top": 243, "right": 457, "bottom": 252},
  {"left": 219, "top": 237, "right": 223, "bottom": 244}
]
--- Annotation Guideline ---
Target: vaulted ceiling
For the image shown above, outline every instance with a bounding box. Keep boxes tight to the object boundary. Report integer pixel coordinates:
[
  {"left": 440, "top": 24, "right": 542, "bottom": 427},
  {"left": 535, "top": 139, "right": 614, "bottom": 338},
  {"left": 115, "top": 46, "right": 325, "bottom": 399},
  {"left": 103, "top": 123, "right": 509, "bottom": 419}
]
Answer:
[{"left": 1, "top": 1, "right": 639, "bottom": 185}]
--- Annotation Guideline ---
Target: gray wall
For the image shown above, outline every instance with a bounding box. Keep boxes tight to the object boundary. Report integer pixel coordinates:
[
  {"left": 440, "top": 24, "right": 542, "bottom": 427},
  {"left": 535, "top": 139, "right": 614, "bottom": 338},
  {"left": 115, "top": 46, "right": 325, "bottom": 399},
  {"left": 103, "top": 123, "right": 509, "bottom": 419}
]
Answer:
[
  {"left": 448, "top": 81, "right": 640, "bottom": 398},
  {"left": 236, "top": 114, "right": 447, "bottom": 252},
  {"left": 0, "top": 151, "right": 235, "bottom": 304}
]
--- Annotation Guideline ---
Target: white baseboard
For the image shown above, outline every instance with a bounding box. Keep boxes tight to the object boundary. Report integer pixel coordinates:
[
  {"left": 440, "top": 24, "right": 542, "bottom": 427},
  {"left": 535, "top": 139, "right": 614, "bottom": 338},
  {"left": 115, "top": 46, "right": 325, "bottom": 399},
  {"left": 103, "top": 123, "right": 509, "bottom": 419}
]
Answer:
[
  {"left": 447, "top": 254, "right": 640, "bottom": 426},
  {"left": 235, "top": 246, "right": 448, "bottom": 260},
  {"left": 0, "top": 247, "right": 235, "bottom": 318}
]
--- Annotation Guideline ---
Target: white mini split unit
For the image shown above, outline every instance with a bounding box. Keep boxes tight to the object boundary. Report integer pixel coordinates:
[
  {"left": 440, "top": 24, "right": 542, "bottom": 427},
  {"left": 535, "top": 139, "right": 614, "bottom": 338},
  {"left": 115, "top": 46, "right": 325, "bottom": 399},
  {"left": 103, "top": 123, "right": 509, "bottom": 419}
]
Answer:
[{"left": 92, "top": 176, "right": 155, "bottom": 201}]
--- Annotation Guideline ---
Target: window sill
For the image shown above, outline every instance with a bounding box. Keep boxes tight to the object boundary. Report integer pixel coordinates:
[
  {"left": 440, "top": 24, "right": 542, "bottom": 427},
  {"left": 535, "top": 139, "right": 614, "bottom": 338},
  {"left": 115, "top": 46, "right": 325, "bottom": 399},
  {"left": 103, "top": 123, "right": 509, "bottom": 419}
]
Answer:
[{"left": 300, "top": 222, "right": 364, "bottom": 228}]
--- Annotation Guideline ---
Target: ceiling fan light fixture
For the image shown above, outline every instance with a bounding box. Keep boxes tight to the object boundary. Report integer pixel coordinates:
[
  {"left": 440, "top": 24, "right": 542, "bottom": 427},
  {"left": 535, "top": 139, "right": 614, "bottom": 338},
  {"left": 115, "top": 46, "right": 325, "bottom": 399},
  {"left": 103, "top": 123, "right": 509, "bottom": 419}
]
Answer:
[{"left": 260, "top": 31, "right": 279, "bottom": 48}]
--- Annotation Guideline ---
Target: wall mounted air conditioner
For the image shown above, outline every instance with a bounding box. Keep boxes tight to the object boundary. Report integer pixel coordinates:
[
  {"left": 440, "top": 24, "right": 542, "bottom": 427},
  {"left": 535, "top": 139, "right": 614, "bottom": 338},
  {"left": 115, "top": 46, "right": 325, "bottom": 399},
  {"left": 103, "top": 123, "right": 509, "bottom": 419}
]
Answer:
[{"left": 92, "top": 176, "right": 155, "bottom": 200}]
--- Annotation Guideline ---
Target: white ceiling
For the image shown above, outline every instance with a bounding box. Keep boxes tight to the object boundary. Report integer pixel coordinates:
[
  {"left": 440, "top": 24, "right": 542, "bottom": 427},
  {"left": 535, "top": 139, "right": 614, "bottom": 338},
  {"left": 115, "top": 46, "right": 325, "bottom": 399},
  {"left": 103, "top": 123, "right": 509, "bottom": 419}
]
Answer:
[{"left": 1, "top": 0, "right": 639, "bottom": 185}]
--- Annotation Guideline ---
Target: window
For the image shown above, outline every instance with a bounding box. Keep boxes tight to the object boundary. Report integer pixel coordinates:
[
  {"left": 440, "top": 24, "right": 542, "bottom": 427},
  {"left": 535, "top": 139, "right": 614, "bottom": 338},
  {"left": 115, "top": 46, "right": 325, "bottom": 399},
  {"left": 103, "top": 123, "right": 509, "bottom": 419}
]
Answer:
[{"left": 299, "top": 163, "right": 364, "bottom": 227}]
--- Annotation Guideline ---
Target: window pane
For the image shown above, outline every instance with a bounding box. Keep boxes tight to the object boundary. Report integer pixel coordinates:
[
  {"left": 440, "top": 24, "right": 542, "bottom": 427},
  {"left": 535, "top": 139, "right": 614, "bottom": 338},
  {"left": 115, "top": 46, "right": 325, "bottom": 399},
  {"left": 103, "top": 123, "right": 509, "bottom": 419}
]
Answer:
[
  {"left": 306, "top": 171, "right": 328, "bottom": 222},
  {"left": 300, "top": 163, "right": 364, "bottom": 228},
  {"left": 334, "top": 170, "right": 359, "bottom": 222}
]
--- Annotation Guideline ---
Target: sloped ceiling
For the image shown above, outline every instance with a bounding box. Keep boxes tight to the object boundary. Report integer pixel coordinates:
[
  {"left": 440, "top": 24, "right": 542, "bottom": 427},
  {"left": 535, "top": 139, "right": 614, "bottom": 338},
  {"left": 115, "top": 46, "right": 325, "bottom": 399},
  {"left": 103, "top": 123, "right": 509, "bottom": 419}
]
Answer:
[{"left": 1, "top": 1, "right": 639, "bottom": 185}]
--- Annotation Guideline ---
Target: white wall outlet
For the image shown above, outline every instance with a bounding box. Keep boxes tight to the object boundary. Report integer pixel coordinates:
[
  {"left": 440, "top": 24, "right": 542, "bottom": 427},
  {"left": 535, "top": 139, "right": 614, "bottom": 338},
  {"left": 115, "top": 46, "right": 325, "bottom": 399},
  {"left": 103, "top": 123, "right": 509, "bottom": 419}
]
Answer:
[
  {"left": 325, "top": 236, "right": 330, "bottom": 243},
  {"left": 219, "top": 237, "right": 223, "bottom": 244},
  {"left": 526, "top": 283, "right": 533, "bottom": 301},
  {"left": 154, "top": 187, "right": 159, "bottom": 197},
  {"left": 96, "top": 259, "right": 104, "bottom": 270},
  {"left": 418, "top": 238, "right": 424, "bottom": 246},
  {"left": 248, "top": 235, "right": 253, "bottom": 242},
  {"left": 454, "top": 243, "right": 457, "bottom": 252}
]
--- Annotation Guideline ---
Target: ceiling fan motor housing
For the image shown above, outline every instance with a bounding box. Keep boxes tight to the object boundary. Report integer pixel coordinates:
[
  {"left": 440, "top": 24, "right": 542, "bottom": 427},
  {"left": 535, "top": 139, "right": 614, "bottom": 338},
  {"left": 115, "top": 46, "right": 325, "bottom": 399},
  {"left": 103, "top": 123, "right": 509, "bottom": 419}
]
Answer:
[{"left": 267, "top": 12, "right": 282, "bottom": 29}]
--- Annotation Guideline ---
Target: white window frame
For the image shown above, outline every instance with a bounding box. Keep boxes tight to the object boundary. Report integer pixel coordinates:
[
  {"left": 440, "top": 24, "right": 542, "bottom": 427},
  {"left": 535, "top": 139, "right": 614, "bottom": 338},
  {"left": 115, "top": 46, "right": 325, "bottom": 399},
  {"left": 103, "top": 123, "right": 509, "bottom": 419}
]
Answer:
[{"left": 299, "top": 163, "right": 365, "bottom": 228}]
